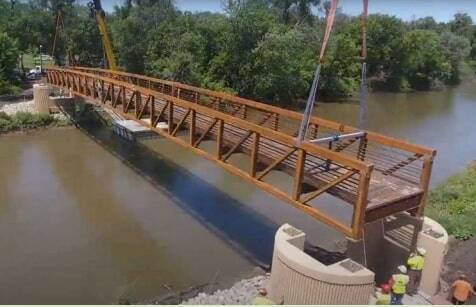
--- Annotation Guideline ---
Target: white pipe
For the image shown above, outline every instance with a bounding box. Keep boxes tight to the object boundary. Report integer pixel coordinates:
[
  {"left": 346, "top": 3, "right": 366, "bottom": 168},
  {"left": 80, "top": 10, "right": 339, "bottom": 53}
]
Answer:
[{"left": 309, "top": 132, "right": 366, "bottom": 144}]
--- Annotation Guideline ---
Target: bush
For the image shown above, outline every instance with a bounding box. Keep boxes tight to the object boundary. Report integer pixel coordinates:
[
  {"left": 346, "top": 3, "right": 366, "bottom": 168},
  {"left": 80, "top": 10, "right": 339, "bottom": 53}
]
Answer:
[{"left": 0, "top": 112, "right": 58, "bottom": 132}]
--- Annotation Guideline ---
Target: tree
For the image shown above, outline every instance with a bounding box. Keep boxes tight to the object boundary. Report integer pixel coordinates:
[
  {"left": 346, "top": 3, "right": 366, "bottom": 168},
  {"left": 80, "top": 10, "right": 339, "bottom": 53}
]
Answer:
[
  {"left": 251, "top": 26, "right": 315, "bottom": 104},
  {"left": 439, "top": 31, "right": 471, "bottom": 84},
  {"left": 401, "top": 30, "right": 446, "bottom": 90},
  {"left": 209, "top": 2, "right": 277, "bottom": 97},
  {"left": 365, "top": 14, "right": 407, "bottom": 89},
  {"left": 271, "top": 0, "right": 319, "bottom": 24},
  {"left": 449, "top": 13, "right": 474, "bottom": 41},
  {"left": 0, "top": 32, "right": 19, "bottom": 94},
  {"left": 320, "top": 32, "right": 361, "bottom": 99}
]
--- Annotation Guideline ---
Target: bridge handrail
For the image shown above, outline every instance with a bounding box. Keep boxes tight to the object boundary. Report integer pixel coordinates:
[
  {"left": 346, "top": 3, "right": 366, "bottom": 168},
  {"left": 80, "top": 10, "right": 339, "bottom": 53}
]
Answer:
[
  {"left": 70, "top": 66, "right": 435, "bottom": 157},
  {"left": 49, "top": 66, "right": 373, "bottom": 172}
]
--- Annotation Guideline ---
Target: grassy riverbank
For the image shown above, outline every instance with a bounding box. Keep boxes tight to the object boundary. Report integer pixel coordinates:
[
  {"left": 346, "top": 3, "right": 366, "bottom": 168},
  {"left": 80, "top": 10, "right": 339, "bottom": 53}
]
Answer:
[
  {"left": 427, "top": 162, "right": 476, "bottom": 240},
  {"left": 0, "top": 111, "right": 70, "bottom": 133}
]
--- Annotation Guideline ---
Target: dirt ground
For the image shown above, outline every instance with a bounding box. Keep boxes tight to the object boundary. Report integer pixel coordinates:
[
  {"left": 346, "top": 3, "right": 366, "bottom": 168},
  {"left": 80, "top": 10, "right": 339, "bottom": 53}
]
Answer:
[{"left": 439, "top": 238, "right": 476, "bottom": 304}]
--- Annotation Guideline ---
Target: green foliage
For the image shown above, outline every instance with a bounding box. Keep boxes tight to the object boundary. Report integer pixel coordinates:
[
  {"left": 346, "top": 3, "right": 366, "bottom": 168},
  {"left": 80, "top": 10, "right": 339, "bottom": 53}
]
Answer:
[
  {"left": 364, "top": 14, "right": 406, "bottom": 90},
  {"left": 0, "top": 32, "right": 20, "bottom": 94},
  {"left": 250, "top": 26, "right": 314, "bottom": 104},
  {"left": 427, "top": 162, "right": 476, "bottom": 240},
  {"left": 320, "top": 32, "right": 361, "bottom": 99},
  {"left": 0, "top": 32, "right": 18, "bottom": 75},
  {"left": 401, "top": 30, "right": 445, "bottom": 90},
  {"left": 0, "top": 112, "right": 58, "bottom": 132},
  {"left": 440, "top": 31, "right": 471, "bottom": 84},
  {"left": 2, "top": 0, "right": 476, "bottom": 105}
]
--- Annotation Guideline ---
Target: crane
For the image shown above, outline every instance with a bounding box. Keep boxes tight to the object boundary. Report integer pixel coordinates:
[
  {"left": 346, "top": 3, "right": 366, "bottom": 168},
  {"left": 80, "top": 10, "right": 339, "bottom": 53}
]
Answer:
[{"left": 88, "top": 0, "right": 118, "bottom": 71}]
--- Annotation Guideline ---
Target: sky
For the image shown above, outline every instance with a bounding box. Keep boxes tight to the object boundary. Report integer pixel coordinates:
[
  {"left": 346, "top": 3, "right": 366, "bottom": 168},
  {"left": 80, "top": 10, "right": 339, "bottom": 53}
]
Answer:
[{"left": 100, "top": 0, "right": 476, "bottom": 22}]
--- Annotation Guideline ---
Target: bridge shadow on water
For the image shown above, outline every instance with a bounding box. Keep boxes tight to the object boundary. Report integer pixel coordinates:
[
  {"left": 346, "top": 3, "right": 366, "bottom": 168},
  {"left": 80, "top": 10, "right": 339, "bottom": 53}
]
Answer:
[{"left": 75, "top": 114, "right": 278, "bottom": 268}]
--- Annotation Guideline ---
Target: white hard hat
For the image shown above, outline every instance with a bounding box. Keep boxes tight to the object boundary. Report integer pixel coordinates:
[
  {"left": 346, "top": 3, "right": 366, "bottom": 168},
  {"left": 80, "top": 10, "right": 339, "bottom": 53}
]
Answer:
[
  {"left": 398, "top": 265, "right": 407, "bottom": 274},
  {"left": 417, "top": 247, "right": 427, "bottom": 256}
]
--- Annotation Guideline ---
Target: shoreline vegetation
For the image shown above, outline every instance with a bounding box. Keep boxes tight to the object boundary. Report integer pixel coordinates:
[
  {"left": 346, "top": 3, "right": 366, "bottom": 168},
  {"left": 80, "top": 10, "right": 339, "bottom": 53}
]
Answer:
[
  {"left": 1, "top": 1, "right": 476, "bottom": 104},
  {"left": 0, "top": 111, "right": 71, "bottom": 134},
  {"left": 427, "top": 162, "right": 476, "bottom": 240}
]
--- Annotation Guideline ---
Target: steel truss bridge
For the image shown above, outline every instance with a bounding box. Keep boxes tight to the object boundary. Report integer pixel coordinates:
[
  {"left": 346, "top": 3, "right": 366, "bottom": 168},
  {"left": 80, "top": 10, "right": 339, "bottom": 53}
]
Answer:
[{"left": 45, "top": 66, "right": 436, "bottom": 240}]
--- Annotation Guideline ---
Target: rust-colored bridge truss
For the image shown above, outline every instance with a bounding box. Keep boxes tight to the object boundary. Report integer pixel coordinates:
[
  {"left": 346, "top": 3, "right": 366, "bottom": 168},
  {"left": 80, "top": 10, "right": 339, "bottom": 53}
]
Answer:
[{"left": 45, "top": 66, "right": 436, "bottom": 240}]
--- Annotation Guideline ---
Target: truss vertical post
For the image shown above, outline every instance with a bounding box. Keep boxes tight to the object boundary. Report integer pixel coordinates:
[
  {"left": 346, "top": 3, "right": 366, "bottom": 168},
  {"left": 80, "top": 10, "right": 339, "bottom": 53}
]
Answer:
[
  {"left": 292, "top": 149, "right": 306, "bottom": 201},
  {"left": 351, "top": 166, "right": 372, "bottom": 239},
  {"left": 149, "top": 96, "right": 155, "bottom": 126},
  {"left": 190, "top": 109, "right": 196, "bottom": 145},
  {"left": 168, "top": 101, "right": 174, "bottom": 134},
  {"left": 217, "top": 120, "right": 224, "bottom": 160},
  {"left": 417, "top": 154, "right": 435, "bottom": 216},
  {"left": 250, "top": 132, "right": 260, "bottom": 177}
]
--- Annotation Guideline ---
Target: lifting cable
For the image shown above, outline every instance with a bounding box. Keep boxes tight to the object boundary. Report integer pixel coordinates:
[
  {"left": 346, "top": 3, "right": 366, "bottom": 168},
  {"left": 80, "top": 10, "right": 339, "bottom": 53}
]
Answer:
[
  {"left": 296, "top": 0, "right": 339, "bottom": 145},
  {"left": 358, "top": 0, "right": 369, "bottom": 130},
  {"left": 360, "top": 0, "right": 369, "bottom": 268}
]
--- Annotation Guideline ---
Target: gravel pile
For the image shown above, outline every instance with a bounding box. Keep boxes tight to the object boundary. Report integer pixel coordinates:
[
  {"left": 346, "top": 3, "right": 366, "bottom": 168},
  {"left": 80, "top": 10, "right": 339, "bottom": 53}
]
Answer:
[
  {"left": 0, "top": 100, "right": 37, "bottom": 115},
  {"left": 182, "top": 275, "right": 269, "bottom": 305}
]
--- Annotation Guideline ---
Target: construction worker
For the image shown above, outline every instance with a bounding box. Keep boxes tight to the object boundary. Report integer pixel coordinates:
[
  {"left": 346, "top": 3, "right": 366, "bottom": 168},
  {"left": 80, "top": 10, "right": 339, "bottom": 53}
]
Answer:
[
  {"left": 375, "top": 284, "right": 391, "bottom": 305},
  {"left": 407, "top": 247, "right": 426, "bottom": 295},
  {"left": 389, "top": 265, "right": 409, "bottom": 305},
  {"left": 251, "top": 288, "right": 278, "bottom": 305},
  {"left": 450, "top": 274, "right": 475, "bottom": 305}
]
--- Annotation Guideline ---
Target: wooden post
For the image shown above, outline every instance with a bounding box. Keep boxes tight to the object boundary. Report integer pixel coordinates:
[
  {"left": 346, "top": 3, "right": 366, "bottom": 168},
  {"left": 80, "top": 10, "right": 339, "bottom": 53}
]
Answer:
[
  {"left": 121, "top": 86, "right": 126, "bottom": 110},
  {"left": 292, "top": 149, "right": 306, "bottom": 201},
  {"left": 250, "top": 132, "right": 260, "bottom": 177},
  {"left": 190, "top": 109, "right": 196, "bottom": 145},
  {"left": 417, "top": 154, "right": 435, "bottom": 216},
  {"left": 135, "top": 92, "right": 141, "bottom": 118},
  {"left": 351, "top": 166, "right": 372, "bottom": 239},
  {"left": 217, "top": 119, "right": 224, "bottom": 160},
  {"left": 168, "top": 101, "right": 174, "bottom": 134},
  {"left": 149, "top": 96, "right": 155, "bottom": 126}
]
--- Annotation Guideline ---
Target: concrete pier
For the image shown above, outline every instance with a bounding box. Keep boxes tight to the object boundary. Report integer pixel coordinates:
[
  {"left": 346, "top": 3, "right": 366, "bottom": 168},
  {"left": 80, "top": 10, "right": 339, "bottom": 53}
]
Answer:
[
  {"left": 33, "top": 84, "right": 51, "bottom": 114},
  {"left": 268, "top": 224, "right": 375, "bottom": 304}
]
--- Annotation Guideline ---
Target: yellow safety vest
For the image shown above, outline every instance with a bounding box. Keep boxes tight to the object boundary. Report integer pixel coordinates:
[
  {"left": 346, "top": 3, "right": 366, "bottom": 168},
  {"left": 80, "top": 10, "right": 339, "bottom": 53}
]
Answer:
[
  {"left": 407, "top": 255, "right": 425, "bottom": 271},
  {"left": 392, "top": 274, "right": 409, "bottom": 294},
  {"left": 376, "top": 293, "right": 391, "bottom": 305}
]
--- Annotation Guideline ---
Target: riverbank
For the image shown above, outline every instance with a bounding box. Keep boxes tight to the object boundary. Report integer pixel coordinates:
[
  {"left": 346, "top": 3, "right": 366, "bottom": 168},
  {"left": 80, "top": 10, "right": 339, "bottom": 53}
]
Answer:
[
  {"left": 427, "top": 161, "right": 476, "bottom": 240},
  {"left": 180, "top": 275, "right": 269, "bottom": 305},
  {"left": 0, "top": 100, "right": 71, "bottom": 134},
  {"left": 427, "top": 162, "right": 476, "bottom": 303}
]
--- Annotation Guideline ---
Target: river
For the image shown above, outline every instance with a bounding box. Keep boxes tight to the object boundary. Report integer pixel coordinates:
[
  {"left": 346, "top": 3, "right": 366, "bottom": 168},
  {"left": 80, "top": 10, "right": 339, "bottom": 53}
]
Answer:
[{"left": 0, "top": 79, "right": 475, "bottom": 303}]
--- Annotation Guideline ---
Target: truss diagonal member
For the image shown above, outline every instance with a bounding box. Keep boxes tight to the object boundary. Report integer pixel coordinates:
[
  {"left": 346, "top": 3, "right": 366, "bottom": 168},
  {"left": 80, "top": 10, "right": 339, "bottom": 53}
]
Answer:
[
  {"left": 153, "top": 100, "right": 169, "bottom": 127},
  {"left": 301, "top": 170, "right": 357, "bottom": 204},
  {"left": 193, "top": 118, "right": 218, "bottom": 148},
  {"left": 172, "top": 109, "right": 191, "bottom": 136},
  {"left": 230, "top": 104, "right": 244, "bottom": 116},
  {"left": 256, "top": 148, "right": 297, "bottom": 181},
  {"left": 258, "top": 112, "right": 274, "bottom": 126},
  {"left": 102, "top": 84, "right": 111, "bottom": 104},
  {"left": 112, "top": 87, "right": 122, "bottom": 108},
  {"left": 222, "top": 131, "right": 253, "bottom": 162},
  {"left": 383, "top": 154, "right": 423, "bottom": 175},
  {"left": 138, "top": 95, "right": 152, "bottom": 119},
  {"left": 124, "top": 90, "right": 136, "bottom": 112}
]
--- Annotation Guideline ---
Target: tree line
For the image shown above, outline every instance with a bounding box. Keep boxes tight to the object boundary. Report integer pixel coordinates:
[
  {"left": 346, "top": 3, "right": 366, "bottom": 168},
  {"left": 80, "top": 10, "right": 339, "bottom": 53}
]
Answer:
[{"left": 1, "top": 0, "right": 475, "bottom": 105}]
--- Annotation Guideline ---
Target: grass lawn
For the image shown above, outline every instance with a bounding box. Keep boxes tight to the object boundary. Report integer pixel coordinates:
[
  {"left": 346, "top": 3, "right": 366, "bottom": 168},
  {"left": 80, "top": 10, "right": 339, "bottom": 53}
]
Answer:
[{"left": 426, "top": 162, "right": 476, "bottom": 240}]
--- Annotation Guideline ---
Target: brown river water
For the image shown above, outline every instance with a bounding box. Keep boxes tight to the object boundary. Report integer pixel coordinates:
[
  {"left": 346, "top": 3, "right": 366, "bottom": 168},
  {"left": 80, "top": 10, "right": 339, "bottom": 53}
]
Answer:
[{"left": 0, "top": 80, "right": 475, "bottom": 303}]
